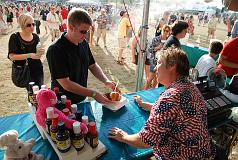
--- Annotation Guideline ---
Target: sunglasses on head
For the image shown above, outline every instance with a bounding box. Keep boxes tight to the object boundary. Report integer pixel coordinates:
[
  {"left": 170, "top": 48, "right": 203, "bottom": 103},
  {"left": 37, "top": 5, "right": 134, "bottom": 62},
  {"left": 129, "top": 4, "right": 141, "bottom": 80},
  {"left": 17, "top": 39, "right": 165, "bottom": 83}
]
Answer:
[{"left": 26, "top": 23, "right": 35, "bottom": 27}]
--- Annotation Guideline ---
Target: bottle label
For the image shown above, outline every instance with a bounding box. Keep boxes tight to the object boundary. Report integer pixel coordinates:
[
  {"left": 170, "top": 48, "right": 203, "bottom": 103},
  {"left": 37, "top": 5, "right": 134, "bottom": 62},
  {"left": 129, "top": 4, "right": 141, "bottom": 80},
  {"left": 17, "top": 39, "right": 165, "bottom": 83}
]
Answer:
[
  {"left": 56, "top": 138, "right": 71, "bottom": 150},
  {"left": 72, "top": 138, "right": 84, "bottom": 149},
  {"left": 93, "top": 137, "right": 99, "bottom": 147},
  {"left": 50, "top": 131, "right": 57, "bottom": 142},
  {"left": 28, "top": 95, "right": 34, "bottom": 103}
]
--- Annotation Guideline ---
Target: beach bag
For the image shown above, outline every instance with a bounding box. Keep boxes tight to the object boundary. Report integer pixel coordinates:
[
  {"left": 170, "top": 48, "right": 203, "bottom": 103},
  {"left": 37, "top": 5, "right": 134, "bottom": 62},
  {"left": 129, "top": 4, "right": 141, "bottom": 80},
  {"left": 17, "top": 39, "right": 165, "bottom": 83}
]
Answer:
[{"left": 11, "top": 33, "right": 30, "bottom": 88}]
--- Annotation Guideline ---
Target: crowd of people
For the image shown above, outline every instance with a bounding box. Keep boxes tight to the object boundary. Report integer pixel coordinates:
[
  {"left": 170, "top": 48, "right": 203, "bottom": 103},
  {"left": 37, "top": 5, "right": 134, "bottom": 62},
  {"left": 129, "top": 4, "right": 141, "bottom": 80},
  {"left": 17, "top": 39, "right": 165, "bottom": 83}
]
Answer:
[{"left": 3, "top": 1, "right": 238, "bottom": 159}]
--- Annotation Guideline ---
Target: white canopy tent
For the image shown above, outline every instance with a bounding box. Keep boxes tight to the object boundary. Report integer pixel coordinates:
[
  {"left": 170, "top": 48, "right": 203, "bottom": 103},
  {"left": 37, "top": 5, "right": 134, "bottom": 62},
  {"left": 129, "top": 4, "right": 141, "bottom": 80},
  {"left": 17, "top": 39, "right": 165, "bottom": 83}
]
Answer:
[{"left": 67, "top": 0, "right": 98, "bottom": 5}]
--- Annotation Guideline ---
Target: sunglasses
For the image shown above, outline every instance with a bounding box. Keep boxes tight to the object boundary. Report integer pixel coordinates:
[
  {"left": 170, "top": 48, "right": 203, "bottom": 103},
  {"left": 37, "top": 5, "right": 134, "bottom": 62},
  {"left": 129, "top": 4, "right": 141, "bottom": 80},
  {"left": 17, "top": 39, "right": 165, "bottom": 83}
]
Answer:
[
  {"left": 79, "top": 30, "right": 89, "bottom": 34},
  {"left": 164, "top": 29, "right": 170, "bottom": 33},
  {"left": 26, "top": 23, "right": 35, "bottom": 27}
]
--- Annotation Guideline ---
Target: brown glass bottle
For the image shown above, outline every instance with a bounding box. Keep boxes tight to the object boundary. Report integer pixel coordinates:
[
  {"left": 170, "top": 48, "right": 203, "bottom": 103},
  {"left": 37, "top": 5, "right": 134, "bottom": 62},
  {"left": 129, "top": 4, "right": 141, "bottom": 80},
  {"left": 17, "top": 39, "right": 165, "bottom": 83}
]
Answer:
[
  {"left": 72, "top": 122, "right": 84, "bottom": 151},
  {"left": 76, "top": 110, "right": 83, "bottom": 122},
  {"left": 45, "top": 107, "right": 54, "bottom": 136},
  {"left": 53, "top": 87, "right": 64, "bottom": 111},
  {"left": 87, "top": 122, "right": 99, "bottom": 148},
  {"left": 56, "top": 121, "right": 71, "bottom": 153},
  {"left": 28, "top": 82, "right": 35, "bottom": 104},
  {"left": 50, "top": 114, "right": 59, "bottom": 143}
]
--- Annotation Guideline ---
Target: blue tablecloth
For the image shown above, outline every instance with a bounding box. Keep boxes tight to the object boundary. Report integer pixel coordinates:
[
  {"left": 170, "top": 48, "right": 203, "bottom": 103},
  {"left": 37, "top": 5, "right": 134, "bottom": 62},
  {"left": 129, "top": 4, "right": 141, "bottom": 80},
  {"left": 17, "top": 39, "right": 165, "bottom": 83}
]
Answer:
[
  {"left": 181, "top": 44, "right": 208, "bottom": 67},
  {"left": 0, "top": 87, "right": 165, "bottom": 160}
]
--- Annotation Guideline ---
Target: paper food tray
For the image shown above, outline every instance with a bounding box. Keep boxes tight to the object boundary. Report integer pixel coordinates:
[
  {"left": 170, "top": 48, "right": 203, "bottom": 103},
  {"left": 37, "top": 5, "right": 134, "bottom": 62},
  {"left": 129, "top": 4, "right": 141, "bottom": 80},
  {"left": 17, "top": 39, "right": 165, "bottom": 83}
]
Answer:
[{"left": 103, "top": 96, "right": 129, "bottom": 111}]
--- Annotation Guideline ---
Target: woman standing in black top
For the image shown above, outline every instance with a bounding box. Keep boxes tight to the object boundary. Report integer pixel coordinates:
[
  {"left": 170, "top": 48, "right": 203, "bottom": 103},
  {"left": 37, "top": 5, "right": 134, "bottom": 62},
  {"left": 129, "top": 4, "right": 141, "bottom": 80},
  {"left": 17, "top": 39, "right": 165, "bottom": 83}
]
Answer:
[
  {"left": 8, "top": 13, "right": 45, "bottom": 89},
  {"left": 164, "top": 21, "right": 188, "bottom": 49}
]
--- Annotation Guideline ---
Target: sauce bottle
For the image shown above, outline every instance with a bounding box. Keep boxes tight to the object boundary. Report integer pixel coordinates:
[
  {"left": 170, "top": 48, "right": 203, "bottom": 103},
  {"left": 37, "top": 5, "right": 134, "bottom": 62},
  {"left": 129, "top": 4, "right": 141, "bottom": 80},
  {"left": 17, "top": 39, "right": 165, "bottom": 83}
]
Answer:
[
  {"left": 61, "top": 95, "right": 67, "bottom": 107},
  {"left": 45, "top": 107, "right": 54, "bottom": 135},
  {"left": 65, "top": 100, "right": 71, "bottom": 109},
  {"left": 32, "top": 85, "right": 39, "bottom": 108},
  {"left": 82, "top": 115, "right": 89, "bottom": 142},
  {"left": 28, "top": 82, "right": 35, "bottom": 104},
  {"left": 53, "top": 87, "right": 62, "bottom": 100},
  {"left": 71, "top": 104, "right": 77, "bottom": 115},
  {"left": 72, "top": 122, "right": 85, "bottom": 151},
  {"left": 56, "top": 121, "right": 71, "bottom": 153},
  {"left": 87, "top": 122, "right": 99, "bottom": 148},
  {"left": 50, "top": 114, "right": 59, "bottom": 143},
  {"left": 82, "top": 116, "right": 89, "bottom": 126},
  {"left": 62, "top": 108, "right": 70, "bottom": 116},
  {"left": 76, "top": 110, "right": 83, "bottom": 122}
]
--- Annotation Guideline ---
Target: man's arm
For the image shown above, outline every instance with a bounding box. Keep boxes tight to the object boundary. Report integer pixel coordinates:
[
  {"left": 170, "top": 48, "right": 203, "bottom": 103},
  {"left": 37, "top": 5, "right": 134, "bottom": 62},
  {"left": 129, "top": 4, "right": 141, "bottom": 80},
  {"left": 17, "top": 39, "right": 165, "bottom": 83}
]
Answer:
[
  {"left": 218, "top": 55, "right": 238, "bottom": 68},
  {"left": 57, "top": 77, "right": 113, "bottom": 104},
  {"left": 89, "top": 63, "right": 110, "bottom": 84},
  {"left": 57, "top": 77, "right": 93, "bottom": 97}
]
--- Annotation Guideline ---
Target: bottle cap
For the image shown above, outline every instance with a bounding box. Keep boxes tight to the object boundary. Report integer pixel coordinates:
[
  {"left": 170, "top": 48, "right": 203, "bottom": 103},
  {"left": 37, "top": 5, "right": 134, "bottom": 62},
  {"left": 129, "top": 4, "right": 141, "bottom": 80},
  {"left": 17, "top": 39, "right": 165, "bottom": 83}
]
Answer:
[
  {"left": 28, "top": 82, "right": 35, "bottom": 93},
  {"left": 41, "top": 85, "right": 47, "bottom": 89},
  {"left": 53, "top": 87, "right": 59, "bottom": 94},
  {"left": 29, "top": 82, "right": 35, "bottom": 86},
  {"left": 32, "top": 85, "right": 39, "bottom": 93},
  {"left": 46, "top": 107, "right": 54, "bottom": 119},
  {"left": 65, "top": 100, "right": 71, "bottom": 109},
  {"left": 52, "top": 114, "right": 59, "bottom": 126},
  {"left": 73, "top": 122, "right": 81, "bottom": 134},
  {"left": 82, "top": 116, "right": 89, "bottom": 125},
  {"left": 67, "top": 114, "right": 76, "bottom": 120},
  {"left": 71, "top": 104, "right": 77, "bottom": 114},
  {"left": 61, "top": 95, "right": 67, "bottom": 104},
  {"left": 62, "top": 108, "right": 70, "bottom": 116}
]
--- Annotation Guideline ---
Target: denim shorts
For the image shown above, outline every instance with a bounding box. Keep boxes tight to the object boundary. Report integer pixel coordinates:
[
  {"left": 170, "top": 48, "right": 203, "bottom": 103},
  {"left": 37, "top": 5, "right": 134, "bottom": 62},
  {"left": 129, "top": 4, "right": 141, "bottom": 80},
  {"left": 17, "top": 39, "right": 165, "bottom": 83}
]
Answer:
[{"left": 150, "top": 65, "right": 156, "bottom": 73}]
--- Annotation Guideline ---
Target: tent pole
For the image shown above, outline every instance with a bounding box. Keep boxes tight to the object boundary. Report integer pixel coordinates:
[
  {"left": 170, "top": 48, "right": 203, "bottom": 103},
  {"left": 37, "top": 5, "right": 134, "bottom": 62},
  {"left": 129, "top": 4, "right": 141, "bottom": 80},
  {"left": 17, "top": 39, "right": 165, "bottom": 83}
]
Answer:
[{"left": 135, "top": 0, "right": 150, "bottom": 91}]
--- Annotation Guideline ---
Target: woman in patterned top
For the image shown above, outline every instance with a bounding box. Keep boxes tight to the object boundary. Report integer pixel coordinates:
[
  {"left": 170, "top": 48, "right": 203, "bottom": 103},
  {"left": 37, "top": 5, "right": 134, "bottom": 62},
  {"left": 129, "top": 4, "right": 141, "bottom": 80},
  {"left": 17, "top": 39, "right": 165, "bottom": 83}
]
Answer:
[{"left": 109, "top": 47, "right": 216, "bottom": 160}]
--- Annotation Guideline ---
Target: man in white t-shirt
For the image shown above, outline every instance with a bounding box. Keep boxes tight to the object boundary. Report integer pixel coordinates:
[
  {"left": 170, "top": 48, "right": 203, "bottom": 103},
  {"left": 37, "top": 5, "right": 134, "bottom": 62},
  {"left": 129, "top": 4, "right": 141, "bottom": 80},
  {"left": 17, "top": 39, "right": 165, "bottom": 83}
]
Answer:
[
  {"left": 195, "top": 41, "right": 223, "bottom": 77},
  {"left": 47, "top": 6, "right": 60, "bottom": 42}
]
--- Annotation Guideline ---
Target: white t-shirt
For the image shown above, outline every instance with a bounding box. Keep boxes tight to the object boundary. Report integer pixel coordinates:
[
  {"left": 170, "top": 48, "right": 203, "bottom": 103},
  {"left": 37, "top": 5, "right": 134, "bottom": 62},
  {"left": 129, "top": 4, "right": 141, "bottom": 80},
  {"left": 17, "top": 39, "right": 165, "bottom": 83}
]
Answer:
[
  {"left": 195, "top": 54, "right": 216, "bottom": 77},
  {"left": 47, "top": 12, "right": 60, "bottom": 29}
]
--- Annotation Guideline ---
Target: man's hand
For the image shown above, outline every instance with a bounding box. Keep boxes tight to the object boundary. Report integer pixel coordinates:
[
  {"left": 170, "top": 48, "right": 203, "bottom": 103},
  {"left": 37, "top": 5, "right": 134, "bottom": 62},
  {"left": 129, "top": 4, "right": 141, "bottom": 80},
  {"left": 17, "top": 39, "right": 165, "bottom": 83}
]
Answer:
[
  {"left": 108, "top": 127, "right": 128, "bottom": 143},
  {"left": 94, "top": 91, "right": 115, "bottom": 105},
  {"left": 104, "top": 81, "right": 121, "bottom": 93}
]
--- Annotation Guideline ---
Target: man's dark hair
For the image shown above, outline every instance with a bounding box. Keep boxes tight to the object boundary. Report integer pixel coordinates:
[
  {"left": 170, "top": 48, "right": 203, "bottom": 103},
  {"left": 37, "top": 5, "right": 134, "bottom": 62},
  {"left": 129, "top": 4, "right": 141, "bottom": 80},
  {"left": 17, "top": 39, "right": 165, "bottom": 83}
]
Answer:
[
  {"left": 209, "top": 41, "right": 223, "bottom": 55},
  {"left": 171, "top": 21, "right": 189, "bottom": 36},
  {"left": 120, "top": 11, "right": 125, "bottom": 17},
  {"left": 67, "top": 8, "right": 92, "bottom": 27}
]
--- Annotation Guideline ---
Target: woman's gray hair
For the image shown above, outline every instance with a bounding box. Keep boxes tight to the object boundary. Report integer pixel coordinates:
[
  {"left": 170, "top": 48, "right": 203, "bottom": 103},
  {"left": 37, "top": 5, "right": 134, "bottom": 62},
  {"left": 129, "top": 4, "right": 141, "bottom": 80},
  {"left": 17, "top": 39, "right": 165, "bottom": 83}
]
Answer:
[{"left": 157, "top": 46, "right": 190, "bottom": 77}]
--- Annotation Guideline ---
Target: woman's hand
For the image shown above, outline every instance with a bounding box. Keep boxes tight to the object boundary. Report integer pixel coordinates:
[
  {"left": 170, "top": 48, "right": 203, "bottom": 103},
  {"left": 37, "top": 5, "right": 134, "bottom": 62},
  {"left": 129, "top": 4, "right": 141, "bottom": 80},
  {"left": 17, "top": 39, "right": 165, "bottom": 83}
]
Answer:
[
  {"left": 36, "top": 48, "right": 45, "bottom": 55},
  {"left": 134, "top": 96, "right": 143, "bottom": 107},
  {"left": 108, "top": 127, "right": 128, "bottom": 143}
]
